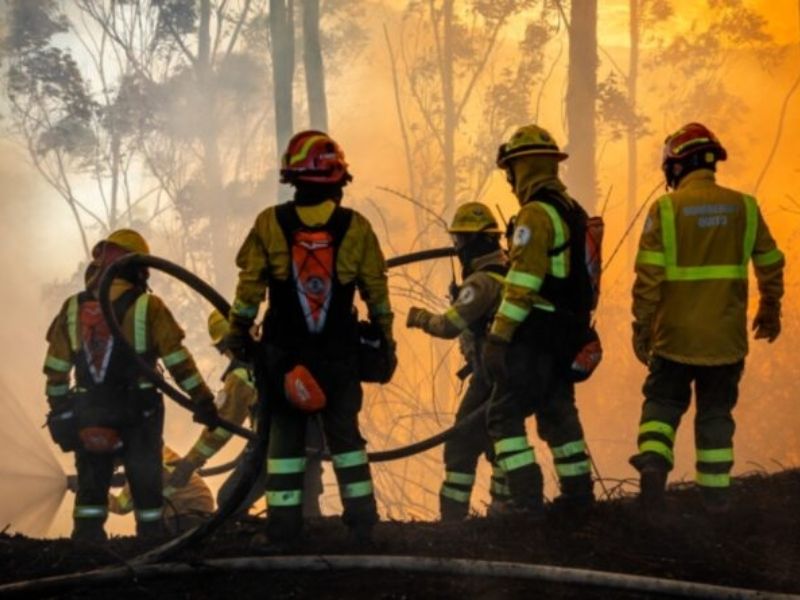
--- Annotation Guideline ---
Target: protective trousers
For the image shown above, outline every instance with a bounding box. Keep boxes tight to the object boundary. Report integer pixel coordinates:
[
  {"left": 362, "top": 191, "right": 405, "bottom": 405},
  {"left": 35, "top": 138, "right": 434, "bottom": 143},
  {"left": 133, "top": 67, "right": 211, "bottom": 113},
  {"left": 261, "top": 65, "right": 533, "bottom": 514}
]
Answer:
[
  {"left": 218, "top": 420, "right": 325, "bottom": 518},
  {"left": 440, "top": 373, "right": 509, "bottom": 521},
  {"left": 73, "top": 401, "right": 164, "bottom": 538},
  {"left": 487, "top": 335, "right": 592, "bottom": 510},
  {"left": 264, "top": 354, "right": 377, "bottom": 541},
  {"left": 632, "top": 356, "right": 744, "bottom": 493}
]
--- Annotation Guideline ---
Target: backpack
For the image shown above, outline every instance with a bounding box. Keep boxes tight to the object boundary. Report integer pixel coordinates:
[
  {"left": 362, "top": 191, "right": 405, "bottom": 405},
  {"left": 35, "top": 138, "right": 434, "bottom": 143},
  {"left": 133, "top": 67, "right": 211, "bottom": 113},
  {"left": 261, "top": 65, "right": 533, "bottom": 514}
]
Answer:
[{"left": 536, "top": 191, "right": 604, "bottom": 382}]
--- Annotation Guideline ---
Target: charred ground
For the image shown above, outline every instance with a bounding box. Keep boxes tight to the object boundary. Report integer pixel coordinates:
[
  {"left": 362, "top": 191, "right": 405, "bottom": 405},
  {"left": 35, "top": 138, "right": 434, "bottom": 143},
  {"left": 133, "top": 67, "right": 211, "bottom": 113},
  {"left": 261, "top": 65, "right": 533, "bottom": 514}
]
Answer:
[{"left": 1, "top": 469, "right": 799, "bottom": 599}]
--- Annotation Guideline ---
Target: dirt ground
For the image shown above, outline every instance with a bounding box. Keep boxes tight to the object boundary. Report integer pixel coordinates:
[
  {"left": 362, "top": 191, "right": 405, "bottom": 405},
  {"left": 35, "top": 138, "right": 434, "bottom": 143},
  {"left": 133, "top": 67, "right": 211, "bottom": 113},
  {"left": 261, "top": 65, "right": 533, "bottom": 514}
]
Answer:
[{"left": 1, "top": 469, "right": 799, "bottom": 599}]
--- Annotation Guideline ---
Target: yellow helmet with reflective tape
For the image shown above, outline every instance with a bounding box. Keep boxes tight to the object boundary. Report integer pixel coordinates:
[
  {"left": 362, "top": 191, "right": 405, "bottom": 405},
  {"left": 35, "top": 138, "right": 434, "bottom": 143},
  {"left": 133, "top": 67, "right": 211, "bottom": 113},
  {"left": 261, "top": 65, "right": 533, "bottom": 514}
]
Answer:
[
  {"left": 496, "top": 125, "right": 568, "bottom": 167},
  {"left": 448, "top": 202, "right": 501, "bottom": 234},
  {"left": 207, "top": 310, "right": 230, "bottom": 345},
  {"left": 105, "top": 229, "right": 150, "bottom": 255}
]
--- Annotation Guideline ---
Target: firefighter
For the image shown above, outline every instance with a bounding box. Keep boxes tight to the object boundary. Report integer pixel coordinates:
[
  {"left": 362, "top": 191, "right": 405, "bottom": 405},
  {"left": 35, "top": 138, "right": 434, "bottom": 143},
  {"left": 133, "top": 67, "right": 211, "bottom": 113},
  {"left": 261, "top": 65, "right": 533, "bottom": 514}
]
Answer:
[
  {"left": 169, "top": 310, "right": 324, "bottom": 518},
  {"left": 109, "top": 445, "right": 214, "bottom": 533},
  {"left": 225, "top": 130, "right": 396, "bottom": 542},
  {"left": 482, "top": 125, "right": 595, "bottom": 515},
  {"left": 630, "top": 123, "right": 785, "bottom": 512},
  {"left": 43, "top": 229, "right": 218, "bottom": 542},
  {"left": 406, "top": 202, "right": 511, "bottom": 520}
]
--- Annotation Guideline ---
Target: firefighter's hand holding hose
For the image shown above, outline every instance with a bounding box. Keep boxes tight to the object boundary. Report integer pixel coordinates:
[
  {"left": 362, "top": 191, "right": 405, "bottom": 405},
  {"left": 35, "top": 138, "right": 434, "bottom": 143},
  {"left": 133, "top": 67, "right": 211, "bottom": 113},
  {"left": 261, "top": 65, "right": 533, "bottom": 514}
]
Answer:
[
  {"left": 223, "top": 316, "right": 256, "bottom": 362},
  {"left": 192, "top": 390, "right": 220, "bottom": 429}
]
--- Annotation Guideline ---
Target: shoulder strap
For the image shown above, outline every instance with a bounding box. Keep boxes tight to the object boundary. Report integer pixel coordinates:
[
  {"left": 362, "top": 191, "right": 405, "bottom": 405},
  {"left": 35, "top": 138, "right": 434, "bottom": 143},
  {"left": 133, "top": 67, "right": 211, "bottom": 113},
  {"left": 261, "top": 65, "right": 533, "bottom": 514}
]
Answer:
[
  {"left": 480, "top": 263, "right": 509, "bottom": 279},
  {"left": 327, "top": 206, "right": 354, "bottom": 246},
  {"left": 274, "top": 202, "right": 354, "bottom": 246},
  {"left": 274, "top": 202, "right": 302, "bottom": 241}
]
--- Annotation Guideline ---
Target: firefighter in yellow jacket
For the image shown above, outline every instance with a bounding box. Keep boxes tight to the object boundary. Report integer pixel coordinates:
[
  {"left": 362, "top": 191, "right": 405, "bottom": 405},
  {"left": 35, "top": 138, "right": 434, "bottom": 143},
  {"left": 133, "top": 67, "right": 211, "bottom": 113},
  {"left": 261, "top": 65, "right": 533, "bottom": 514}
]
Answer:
[
  {"left": 43, "top": 229, "right": 218, "bottom": 542},
  {"left": 226, "top": 130, "right": 395, "bottom": 542},
  {"left": 482, "top": 125, "right": 595, "bottom": 514},
  {"left": 109, "top": 445, "right": 214, "bottom": 533},
  {"left": 630, "top": 123, "right": 785, "bottom": 511},
  {"left": 406, "top": 202, "right": 511, "bottom": 520},
  {"left": 167, "top": 311, "right": 325, "bottom": 517}
]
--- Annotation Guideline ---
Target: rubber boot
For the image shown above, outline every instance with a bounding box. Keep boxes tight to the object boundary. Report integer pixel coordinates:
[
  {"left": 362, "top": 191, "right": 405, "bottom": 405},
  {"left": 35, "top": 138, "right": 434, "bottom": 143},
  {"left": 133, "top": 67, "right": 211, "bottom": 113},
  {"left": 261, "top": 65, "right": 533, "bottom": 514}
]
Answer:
[
  {"left": 342, "top": 497, "right": 378, "bottom": 545},
  {"left": 494, "top": 463, "right": 544, "bottom": 519},
  {"left": 439, "top": 495, "right": 469, "bottom": 522},
  {"left": 266, "top": 506, "right": 303, "bottom": 544},
  {"left": 552, "top": 473, "right": 595, "bottom": 515},
  {"left": 639, "top": 468, "right": 668, "bottom": 512},
  {"left": 700, "top": 487, "right": 731, "bottom": 515},
  {"left": 71, "top": 519, "right": 107, "bottom": 543},
  {"left": 136, "top": 519, "right": 166, "bottom": 541}
]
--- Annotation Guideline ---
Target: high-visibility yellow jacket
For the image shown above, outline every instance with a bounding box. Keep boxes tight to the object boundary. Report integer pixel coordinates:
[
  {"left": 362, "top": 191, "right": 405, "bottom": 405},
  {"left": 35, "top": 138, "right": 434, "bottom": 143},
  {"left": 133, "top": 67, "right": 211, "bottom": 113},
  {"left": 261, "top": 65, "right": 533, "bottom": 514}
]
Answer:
[
  {"left": 231, "top": 200, "right": 394, "bottom": 340},
  {"left": 184, "top": 365, "right": 256, "bottom": 467},
  {"left": 490, "top": 185, "right": 576, "bottom": 343},
  {"left": 109, "top": 446, "right": 214, "bottom": 516},
  {"left": 43, "top": 280, "right": 213, "bottom": 405},
  {"left": 633, "top": 169, "right": 785, "bottom": 365}
]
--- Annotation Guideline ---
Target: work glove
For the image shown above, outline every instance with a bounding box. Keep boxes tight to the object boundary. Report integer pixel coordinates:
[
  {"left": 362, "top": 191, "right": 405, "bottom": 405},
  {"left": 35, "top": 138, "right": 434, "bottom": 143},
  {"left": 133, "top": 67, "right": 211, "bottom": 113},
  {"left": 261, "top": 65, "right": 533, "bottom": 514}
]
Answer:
[
  {"left": 383, "top": 338, "right": 398, "bottom": 382},
  {"left": 752, "top": 300, "right": 781, "bottom": 343},
  {"left": 192, "top": 392, "right": 220, "bottom": 429},
  {"left": 223, "top": 318, "right": 254, "bottom": 362},
  {"left": 482, "top": 335, "right": 509, "bottom": 383},
  {"left": 406, "top": 307, "right": 431, "bottom": 330},
  {"left": 167, "top": 457, "right": 199, "bottom": 488},
  {"left": 632, "top": 321, "right": 652, "bottom": 366}
]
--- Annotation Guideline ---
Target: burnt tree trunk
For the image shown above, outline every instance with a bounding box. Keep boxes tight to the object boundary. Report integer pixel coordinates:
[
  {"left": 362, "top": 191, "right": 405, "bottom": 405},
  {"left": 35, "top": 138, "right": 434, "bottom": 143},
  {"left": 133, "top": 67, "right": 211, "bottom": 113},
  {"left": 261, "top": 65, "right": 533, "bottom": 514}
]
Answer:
[
  {"left": 270, "top": 0, "right": 296, "bottom": 200},
  {"left": 302, "top": 0, "right": 327, "bottom": 131}
]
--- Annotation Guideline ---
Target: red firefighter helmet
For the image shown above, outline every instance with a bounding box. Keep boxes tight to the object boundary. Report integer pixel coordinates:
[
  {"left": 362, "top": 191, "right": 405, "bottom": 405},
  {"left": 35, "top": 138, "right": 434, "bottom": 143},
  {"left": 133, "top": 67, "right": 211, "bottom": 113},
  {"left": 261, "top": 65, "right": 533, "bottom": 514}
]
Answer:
[
  {"left": 662, "top": 122, "right": 727, "bottom": 166},
  {"left": 280, "top": 130, "right": 352, "bottom": 185}
]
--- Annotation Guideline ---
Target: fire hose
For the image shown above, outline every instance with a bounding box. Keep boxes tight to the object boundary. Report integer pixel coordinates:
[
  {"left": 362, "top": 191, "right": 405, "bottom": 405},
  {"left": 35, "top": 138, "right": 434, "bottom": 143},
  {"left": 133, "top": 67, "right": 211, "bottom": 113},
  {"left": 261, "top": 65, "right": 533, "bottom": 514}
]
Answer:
[{"left": 97, "top": 246, "right": 471, "bottom": 563}]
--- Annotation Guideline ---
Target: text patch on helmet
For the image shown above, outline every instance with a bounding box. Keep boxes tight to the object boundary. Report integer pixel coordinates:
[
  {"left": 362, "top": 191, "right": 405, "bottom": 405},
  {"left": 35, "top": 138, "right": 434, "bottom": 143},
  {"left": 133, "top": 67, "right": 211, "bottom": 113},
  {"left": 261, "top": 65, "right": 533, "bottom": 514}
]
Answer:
[{"left": 291, "top": 229, "right": 336, "bottom": 333}]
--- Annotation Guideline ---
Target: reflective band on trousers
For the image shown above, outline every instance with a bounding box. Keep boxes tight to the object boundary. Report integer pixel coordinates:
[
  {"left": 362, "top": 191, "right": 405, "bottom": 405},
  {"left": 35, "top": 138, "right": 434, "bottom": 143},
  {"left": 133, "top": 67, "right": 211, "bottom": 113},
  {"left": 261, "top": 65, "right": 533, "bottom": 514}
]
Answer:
[
  {"left": 697, "top": 448, "right": 734, "bottom": 463},
  {"left": 232, "top": 299, "right": 258, "bottom": 319},
  {"left": 194, "top": 441, "right": 217, "bottom": 458},
  {"left": 134, "top": 295, "right": 150, "bottom": 354},
  {"left": 498, "top": 449, "right": 536, "bottom": 472},
  {"left": 162, "top": 348, "right": 189, "bottom": 367},
  {"left": 180, "top": 373, "right": 202, "bottom": 392},
  {"left": 550, "top": 439, "right": 586, "bottom": 459},
  {"left": 696, "top": 472, "right": 730, "bottom": 488},
  {"left": 491, "top": 481, "right": 511, "bottom": 497},
  {"left": 639, "top": 420, "right": 676, "bottom": 442},
  {"left": 267, "top": 490, "right": 302, "bottom": 506},
  {"left": 441, "top": 485, "right": 470, "bottom": 503},
  {"left": 341, "top": 480, "right": 374, "bottom": 499},
  {"left": 136, "top": 508, "right": 163, "bottom": 522},
  {"left": 656, "top": 194, "right": 758, "bottom": 281},
  {"left": 211, "top": 427, "right": 233, "bottom": 441},
  {"left": 535, "top": 201, "right": 568, "bottom": 278},
  {"left": 74, "top": 505, "right": 107, "bottom": 519},
  {"left": 445, "top": 471, "right": 475, "bottom": 486},
  {"left": 67, "top": 295, "right": 80, "bottom": 352},
  {"left": 639, "top": 440, "right": 674, "bottom": 465},
  {"left": 506, "top": 269, "right": 543, "bottom": 291},
  {"left": 555, "top": 460, "right": 591, "bottom": 478},
  {"left": 47, "top": 384, "right": 70, "bottom": 397},
  {"left": 268, "top": 457, "right": 307, "bottom": 474},
  {"left": 332, "top": 450, "right": 368, "bottom": 469},
  {"left": 45, "top": 355, "right": 71, "bottom": 373},
  {"left": 445, "top": 308, "right": 468, "bottom": 330},
  {"left": 369, "top": 301, "right": 392, "bottom": 317},
  {"left": 495, "top": 436, "right": 530, "bottom": 455},
  {"left": 497, "top": 300, "right": 530, "bottom": 323}
]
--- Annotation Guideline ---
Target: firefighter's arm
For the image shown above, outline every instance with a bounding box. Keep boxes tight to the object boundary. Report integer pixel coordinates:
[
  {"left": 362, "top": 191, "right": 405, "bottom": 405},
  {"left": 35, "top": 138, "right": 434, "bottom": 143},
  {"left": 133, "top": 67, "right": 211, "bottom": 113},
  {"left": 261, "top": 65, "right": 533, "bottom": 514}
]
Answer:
[
  {"left": 230, "top": 216, "right": 270, "bottom": 329},
  {"left": 148, "top": 295, "right": 214, "bottom": 404},
  {"left": 751, "top": 206, "right": 785, "bottom": 306},
  {"left": 354, "top": 214, "right": 395, "bottom": 341},
  {"left": 632, "top": 201, "right": 666, "bottom": 327},
  {"left": 43, "top": 299, "right": 75, "bottom": 408},
  {"left": 408, "top": 273, "right": 498, "bottom": 339},
  {"left": 108, "top": 486, "right": 134, "bottom": 515},
  {"left": 184, "top": 373, "right": 254, "bottom": 467},
  {"left": 489, "top": 204, "right": 553, "bottom": 342}
]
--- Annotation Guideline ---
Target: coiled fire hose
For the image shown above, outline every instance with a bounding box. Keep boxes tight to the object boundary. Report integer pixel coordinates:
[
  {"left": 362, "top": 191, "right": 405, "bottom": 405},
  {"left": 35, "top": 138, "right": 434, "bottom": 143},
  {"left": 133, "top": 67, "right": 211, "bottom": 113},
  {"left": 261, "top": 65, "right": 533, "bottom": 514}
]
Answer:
[{"left": 97, "top": 246, "right": 474, "bottom": 562}]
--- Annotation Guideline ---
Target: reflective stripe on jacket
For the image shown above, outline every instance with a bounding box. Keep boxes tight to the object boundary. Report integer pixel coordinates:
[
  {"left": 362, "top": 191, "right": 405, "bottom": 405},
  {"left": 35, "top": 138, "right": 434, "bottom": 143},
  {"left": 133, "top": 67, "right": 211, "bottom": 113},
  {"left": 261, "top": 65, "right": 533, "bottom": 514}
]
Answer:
[
  {"left": 231, "top": 200, "right": 394, "bottom": 340},
  {"left": 43, "top": 280, "right": 213, "bottom": 402},
  {"left": 490, "top": 195, "right": 574, "bottom": 342},
  {"left": 633, "top": 169, "right": 785, "bottom": 365}
]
